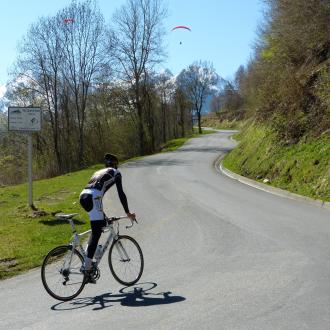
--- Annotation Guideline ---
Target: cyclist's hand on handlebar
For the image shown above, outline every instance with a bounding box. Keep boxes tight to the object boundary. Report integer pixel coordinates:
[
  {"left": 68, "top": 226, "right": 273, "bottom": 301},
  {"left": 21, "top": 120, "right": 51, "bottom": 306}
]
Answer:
[{"left": 126, "top": 212, "right": 136, "bottom": 221}]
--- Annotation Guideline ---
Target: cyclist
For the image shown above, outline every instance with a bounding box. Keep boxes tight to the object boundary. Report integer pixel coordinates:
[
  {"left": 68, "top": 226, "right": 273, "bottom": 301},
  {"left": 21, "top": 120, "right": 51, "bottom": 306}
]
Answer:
[{"left": 79, "top": 153, "right": 136, "bottom": 283}]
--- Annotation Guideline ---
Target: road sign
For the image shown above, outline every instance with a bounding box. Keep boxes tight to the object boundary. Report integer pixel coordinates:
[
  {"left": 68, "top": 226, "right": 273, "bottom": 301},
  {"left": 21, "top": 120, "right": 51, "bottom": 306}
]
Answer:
[
  {"left": 7, "top": 106, "right": 42, "bottom": 209},
  {"left": 8, "top": 107, "right": 42, "bottom": 132}
]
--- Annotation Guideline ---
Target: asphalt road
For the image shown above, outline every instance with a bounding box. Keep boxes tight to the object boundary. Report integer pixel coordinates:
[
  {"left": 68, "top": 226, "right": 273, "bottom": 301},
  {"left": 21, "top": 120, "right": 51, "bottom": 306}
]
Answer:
[{"left": 1, "top": 131, "right": 330, "bottom": 330}]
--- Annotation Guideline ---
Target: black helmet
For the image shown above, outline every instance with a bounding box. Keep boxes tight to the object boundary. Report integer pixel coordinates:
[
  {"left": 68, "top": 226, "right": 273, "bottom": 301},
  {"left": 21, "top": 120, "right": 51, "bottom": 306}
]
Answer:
[{"left": 104, "top": 153, "right": 119, "bottom": 168}]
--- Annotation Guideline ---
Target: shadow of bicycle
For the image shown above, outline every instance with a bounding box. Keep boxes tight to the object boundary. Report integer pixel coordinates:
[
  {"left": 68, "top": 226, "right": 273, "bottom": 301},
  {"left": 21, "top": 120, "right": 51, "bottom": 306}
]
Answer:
[{"left": 51, "top": 282, "right": 185, "bottom": 311}]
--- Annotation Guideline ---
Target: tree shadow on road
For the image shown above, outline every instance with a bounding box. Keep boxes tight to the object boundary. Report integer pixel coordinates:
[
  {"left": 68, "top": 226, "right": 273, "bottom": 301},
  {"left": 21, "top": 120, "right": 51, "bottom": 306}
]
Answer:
[{"left": 51, "top": 282, "right": 185, "bottom": 311}]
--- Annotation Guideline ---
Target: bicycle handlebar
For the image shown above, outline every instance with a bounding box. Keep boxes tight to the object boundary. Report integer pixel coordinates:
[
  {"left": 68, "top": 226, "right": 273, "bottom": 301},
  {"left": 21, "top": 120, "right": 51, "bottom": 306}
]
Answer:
[
  {"left": 125, "top": 218, "right": 138, "bottom": 229},
  {"left": 55, "top": 213, "right": 138, "bottom": 231},
  {"left": 105, "top": 215, "right": 138, "bottom": 229}
]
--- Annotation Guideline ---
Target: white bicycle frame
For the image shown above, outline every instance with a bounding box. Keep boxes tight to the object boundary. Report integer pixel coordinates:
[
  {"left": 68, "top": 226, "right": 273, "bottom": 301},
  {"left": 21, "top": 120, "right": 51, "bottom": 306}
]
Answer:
[{"left": 59, "top": 214, "right": 132, "bottom": 271}]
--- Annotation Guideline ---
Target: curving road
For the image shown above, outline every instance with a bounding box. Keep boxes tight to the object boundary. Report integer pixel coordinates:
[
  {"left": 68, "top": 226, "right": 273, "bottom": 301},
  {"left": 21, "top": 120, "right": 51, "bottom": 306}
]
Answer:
[{"left": 1, "top": 131, "right": 330, "bottom": 329}]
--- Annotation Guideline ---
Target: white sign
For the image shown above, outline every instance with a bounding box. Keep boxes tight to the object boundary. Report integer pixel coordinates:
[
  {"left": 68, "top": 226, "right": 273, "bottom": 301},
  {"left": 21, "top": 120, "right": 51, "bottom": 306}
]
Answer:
[{"left": 8, "top": 107, "right": 42, "bottom": 132}]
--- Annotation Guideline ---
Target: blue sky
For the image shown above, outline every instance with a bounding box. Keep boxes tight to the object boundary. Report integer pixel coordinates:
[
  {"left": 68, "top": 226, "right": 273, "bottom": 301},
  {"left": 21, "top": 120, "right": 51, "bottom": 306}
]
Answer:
[{"left": 0, "top": 0, "right": 264, "bottom": 91}]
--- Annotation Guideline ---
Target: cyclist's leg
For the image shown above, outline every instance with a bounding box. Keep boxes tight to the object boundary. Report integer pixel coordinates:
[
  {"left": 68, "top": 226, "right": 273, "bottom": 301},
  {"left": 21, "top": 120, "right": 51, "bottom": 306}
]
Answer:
[
  {"left": 84, "top": 219, "right": 106, "bottom": 284},
  {"left": 80, "top": 188, "right": 106, "bottom": 278},
  {"left": 86, "top": 219, "right": 106, "bottom": 268}
]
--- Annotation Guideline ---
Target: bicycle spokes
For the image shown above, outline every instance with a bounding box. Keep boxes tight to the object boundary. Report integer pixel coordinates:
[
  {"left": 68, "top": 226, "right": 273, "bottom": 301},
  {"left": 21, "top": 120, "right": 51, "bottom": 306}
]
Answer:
[
  {"left": 116, "top": 241, "right": 131, "bottom": 261},
  {"left": 41, "top": 246, "right": 86, "bottom": 301},
  {"left": 109, "top": 236, "right": 144, "bottom": 286}
]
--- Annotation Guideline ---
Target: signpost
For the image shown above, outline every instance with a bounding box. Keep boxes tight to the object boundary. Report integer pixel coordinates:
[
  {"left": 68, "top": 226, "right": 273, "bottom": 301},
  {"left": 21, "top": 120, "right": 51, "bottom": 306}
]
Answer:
[{"left": 8, "top": 107, "right": 42, "bottom": 208}]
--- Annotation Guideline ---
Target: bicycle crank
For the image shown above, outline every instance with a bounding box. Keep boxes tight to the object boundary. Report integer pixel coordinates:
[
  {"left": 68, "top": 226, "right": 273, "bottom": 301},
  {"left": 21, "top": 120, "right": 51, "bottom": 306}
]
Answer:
[{"left": 91, "top": 266, "right": 101, "bottom": 281}]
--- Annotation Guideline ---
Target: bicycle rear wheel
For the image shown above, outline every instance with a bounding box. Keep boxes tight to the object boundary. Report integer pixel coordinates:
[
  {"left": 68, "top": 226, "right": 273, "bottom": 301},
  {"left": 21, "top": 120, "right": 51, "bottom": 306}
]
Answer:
[
  {"left": 108, "top": 235, "right": 144, "bottom": 286},
  {"left": 41, "top": 245, "right": 86, "bottom": 301}
]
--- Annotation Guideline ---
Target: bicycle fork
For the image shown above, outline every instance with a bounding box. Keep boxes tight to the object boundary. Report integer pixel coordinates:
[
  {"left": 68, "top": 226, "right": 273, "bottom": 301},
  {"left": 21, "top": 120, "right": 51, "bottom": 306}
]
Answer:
[{"left": 115, "top": 240, "right": 130, "bottom": 262}]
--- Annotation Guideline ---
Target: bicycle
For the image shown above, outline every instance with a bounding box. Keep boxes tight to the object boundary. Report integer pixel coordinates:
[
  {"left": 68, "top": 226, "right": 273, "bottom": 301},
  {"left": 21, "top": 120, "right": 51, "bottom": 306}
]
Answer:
[{"left": 41, "top": 213, "right": 144, "bottom": 301}]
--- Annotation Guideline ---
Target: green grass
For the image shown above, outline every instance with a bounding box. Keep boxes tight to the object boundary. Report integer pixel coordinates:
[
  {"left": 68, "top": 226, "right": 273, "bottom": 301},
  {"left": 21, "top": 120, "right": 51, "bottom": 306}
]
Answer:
[
  {"left": 0, "top": 129, "right": 215, "bottom": 279},
  {"left": 0, "top": 165, "right": 104, "bottom": 279},
  {"left": 223, "top": 124, "right": 330, "bottom": 202},
  {"left": 160, "top": 137, "right": 191, "bottom": 152}
]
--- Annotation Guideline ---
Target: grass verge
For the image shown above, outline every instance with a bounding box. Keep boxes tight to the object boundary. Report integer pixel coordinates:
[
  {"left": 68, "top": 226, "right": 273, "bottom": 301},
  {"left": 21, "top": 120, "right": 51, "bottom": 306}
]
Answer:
[
  {"left": 223, "top": 124, "right": 330, "bottom": 202},
  {"left": 0, "top": 165, "right": 103, "bottom": 279}
]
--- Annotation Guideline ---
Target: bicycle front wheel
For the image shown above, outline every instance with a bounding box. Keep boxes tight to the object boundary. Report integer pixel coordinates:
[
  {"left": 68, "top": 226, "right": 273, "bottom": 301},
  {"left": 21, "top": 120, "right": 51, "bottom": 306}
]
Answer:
[
  {"left": 108, "top": 235, "right": 144, "bottom": 286},
  {"left": 41, "top": 245, "right": 85, "bottom": 301}
]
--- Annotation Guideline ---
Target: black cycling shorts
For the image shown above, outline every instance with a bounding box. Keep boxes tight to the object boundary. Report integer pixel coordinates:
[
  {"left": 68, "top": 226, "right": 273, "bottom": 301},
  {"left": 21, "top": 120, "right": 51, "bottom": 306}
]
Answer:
[{"left": 79, "top": 193, "right": 93, "bottom": 212}]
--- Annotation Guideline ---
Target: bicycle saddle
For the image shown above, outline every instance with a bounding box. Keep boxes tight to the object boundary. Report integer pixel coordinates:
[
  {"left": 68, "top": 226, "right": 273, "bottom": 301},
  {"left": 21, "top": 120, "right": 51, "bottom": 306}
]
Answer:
[{"left": 55, "top": 213, "right": 79, "bottom": 219}]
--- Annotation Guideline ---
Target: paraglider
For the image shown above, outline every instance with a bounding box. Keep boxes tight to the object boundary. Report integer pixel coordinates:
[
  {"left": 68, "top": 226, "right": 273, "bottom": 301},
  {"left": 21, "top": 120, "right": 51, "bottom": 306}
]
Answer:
[
  {"left": 64, "top": 18, "right": 74, "bottom": 23},
  {"left": 171, "top": 26, "right": 191, "bottom": 45},
  {"left": 171, "top": 26, "right": 191, "bottom": 31}
]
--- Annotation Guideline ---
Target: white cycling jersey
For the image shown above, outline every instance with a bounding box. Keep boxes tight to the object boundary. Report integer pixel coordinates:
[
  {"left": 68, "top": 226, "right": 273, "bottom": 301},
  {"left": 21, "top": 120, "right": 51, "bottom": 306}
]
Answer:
[{"left": 80, "top": 167, "right": 129, "bottom": 221}]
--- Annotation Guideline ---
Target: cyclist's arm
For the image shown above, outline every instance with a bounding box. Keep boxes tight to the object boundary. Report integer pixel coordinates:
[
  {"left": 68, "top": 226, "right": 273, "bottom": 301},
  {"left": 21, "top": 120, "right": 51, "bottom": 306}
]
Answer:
[{"left": 115, "top": 173, "right": 129, "bottom": 214}]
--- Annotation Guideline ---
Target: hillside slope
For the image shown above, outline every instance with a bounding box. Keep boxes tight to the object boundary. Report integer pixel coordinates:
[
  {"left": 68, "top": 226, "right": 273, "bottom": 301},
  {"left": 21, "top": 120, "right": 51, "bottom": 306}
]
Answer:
[{"left": 223, "top": 124, "right": 330, "bottom": 202}]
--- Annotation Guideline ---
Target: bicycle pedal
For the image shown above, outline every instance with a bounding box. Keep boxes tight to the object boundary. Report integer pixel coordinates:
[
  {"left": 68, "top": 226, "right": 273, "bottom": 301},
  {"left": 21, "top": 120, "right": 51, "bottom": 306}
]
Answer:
[{"left": 84, "top": 272, "right": 96, "bottom": 284}]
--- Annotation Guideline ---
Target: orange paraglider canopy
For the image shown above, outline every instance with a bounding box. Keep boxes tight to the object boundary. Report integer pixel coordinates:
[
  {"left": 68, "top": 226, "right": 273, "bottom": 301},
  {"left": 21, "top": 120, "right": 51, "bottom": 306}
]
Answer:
[
  {"left": 171, "top": 26, "right": 191, "bottom": 31},
  {"left": 64, "top": 18, "right": 74, "bottom": 23}
]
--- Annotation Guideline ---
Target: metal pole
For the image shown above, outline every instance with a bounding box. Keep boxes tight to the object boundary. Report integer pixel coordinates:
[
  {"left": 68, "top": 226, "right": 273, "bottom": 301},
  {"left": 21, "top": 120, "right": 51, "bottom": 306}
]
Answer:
[{"left": 27, "top": 133, "right": 33, "bottom": 208}]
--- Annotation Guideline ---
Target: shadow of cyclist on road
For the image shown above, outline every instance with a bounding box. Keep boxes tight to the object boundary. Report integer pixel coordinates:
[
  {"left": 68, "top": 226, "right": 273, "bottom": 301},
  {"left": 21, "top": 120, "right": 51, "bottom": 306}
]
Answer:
[{"left": 51, "top": 282, "right": 185, "bottom": 311}]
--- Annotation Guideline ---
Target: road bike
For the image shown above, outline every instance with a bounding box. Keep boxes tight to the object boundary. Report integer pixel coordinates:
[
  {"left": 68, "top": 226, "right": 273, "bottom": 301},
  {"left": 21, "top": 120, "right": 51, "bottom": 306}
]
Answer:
[{"left": 41, "top": 213, "right": 144, "bottom": 301}]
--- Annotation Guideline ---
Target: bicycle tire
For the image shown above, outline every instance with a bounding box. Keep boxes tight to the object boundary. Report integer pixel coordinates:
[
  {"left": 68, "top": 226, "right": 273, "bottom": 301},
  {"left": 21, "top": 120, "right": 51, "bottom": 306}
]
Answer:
[
  {"left": 108, "top": 235, "right": 144, "bottom": 286},
  {"left": 41, "top": 245, "right": 86, "bottom": 301}
]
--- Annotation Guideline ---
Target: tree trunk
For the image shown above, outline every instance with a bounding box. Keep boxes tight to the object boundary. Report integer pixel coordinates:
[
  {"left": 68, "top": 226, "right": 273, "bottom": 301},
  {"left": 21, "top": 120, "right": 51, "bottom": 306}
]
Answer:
[
  {"left": 197, "top": 111, "right": 202, "bottom": 134},
  {"left": 137, "top": 101, "right": 145, "bottom": 155}
]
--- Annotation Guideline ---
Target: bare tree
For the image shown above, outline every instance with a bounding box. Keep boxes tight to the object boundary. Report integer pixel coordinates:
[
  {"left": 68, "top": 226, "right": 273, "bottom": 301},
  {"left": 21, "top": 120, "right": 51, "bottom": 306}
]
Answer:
[
  {"left": 178, "top": 61, "right": 218, "bottom": 133},
  {"left": 173, "top": 87, "right": 192, "bottom": 137},
  {"left": 11, "top": 0, "right": 106, "bottom": 171},
  {"left": 12, "top": 15, "right": 66, "bottom": 172},
  {"left": 155, "top": 69, "right": 175, "bottom": 143},
  {"left": 59, "top": 0, "right": 106, "bottom": 164},
  {"left": 210, "top": 92, "right": 222, "bottom": 113},
  {"left": 109, "top": 0, "right": 167, "bottom": 154}
]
